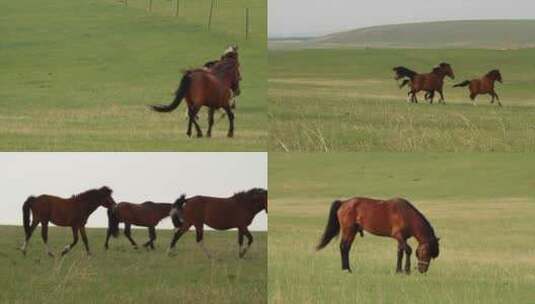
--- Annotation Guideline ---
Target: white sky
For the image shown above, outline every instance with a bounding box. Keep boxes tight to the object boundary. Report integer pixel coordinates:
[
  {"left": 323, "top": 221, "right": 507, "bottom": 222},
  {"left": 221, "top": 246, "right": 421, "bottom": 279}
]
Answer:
[
  {"left": 269, "top": 0, "right": 535, "bottom": 37},
  {"left": 0, "top": 153, "right": 267, "bottom": 231}
]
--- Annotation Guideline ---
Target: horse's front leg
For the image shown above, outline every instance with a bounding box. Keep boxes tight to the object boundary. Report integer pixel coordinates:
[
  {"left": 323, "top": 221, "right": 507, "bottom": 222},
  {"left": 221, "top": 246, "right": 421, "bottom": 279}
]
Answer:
[
  {"left": 206, "top": 108, "right": 215, "bottom": 138},
  {"left": 62, "top": 227, "right": 79, "bottom": 256},
  {"left": 223, "top": 106, "right": 234, "bottom": 138},
  {"left": 438, "top": 90, "right": 445, "bottom": 104},
  {"left": 79, "top": 226, "right": 91, "bottom": 256}
]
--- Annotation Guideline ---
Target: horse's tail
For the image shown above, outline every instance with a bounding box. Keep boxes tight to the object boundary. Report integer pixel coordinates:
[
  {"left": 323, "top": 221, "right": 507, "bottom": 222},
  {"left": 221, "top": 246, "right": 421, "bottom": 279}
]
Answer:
[
  {"left": 107, "top": 207, "right": 120, "bottom": 238},
  {"left": 150, "top": 71, "right": 192, "bottom": 112},
  {"left": 399, "top": 79, "right": 410, "bottom": 89},
  {"left": 453, "top": 80, "right": 470, "bottom": 88},
  {"left": 22, "top": 196, "right": 36, "bottom": 237},
  {"left": 393, "top": 66, "right": 417, "bottom": 80},
  {"left": 316, "top": 200, "right": 342, "bottom": 250}
]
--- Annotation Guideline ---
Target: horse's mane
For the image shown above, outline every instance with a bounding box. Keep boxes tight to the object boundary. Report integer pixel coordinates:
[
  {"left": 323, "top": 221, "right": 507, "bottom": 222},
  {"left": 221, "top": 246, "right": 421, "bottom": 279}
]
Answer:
[
  {"left": 71, "top": 186, "right": 112, "bottom": 202},
  {"left": 393, "top": 66, "right": 417, "bottom": 79},
  {"left": 486, "top": 69, "right": 500, "bottom": 77},
  {"left": 210, "top": 55, "right": 239, "bottom": 79},
  {"left": 232, "top": 188, "right": 267, "bottom": 202}
]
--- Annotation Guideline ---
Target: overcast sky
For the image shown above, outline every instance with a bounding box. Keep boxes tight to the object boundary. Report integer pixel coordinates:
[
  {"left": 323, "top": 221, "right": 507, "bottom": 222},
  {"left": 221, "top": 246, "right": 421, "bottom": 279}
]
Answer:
[
  {"left": 0, "top": 153, "right": 267, "bottom": 231},
  {"left": 269, "top": 0, "right": 535, "bottom": 37}
]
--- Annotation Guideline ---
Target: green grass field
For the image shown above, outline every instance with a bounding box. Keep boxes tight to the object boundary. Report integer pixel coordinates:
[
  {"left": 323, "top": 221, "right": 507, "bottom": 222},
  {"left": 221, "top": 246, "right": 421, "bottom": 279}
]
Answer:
[
  {"left": 1, "top": 0, "right": 266, "bottom": 151},
  {"left": 269, "top": 47, "right": 535, "bottom": 152},
  {"left": 268, "top": 153, "right": 535, "bottom": 304},
  {"left": 0, "top": 225, "right": 266, "bottom": 303}
]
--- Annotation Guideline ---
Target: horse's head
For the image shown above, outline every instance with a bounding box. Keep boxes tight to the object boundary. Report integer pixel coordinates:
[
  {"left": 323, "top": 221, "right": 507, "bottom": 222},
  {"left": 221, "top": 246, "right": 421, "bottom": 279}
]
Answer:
[
  {"left": 416, "top": 237, "right": 440, "bottom": 273},
  {"left": 222, "top": 45, "right": 239, "bottom": 58},
  {"left": 489, "top": 69, "right": 502, "bottom": 83},
  {"left": 98, "top": 186, "right": 116, "bottom": 208},
  {"left": 170, "top": 194, "right": 187, "bottom": 226},
  {"left": 438, "top": 63, "right": 455, "bottom": 79}
]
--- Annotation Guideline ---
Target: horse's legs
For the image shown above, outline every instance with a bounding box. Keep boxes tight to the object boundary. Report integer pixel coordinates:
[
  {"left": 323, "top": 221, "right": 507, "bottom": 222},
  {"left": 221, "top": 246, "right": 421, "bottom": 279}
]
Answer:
[
  {"left": 104, "top": 226, "right": 112, "bottom": 250},
  {"left": 168, "top": 223, "right": 191, "bottom": 255},
  {"left": 143, "top": 226, "right": 156, "bottom": 249},
  {"left": 195, "top": 224, "right": 211, "bottom": 258},
  {"left": 207, "top": 108, "right": 215, "bottom": 138},
  {"left": 40, "top": 222, "right": 54, "bottom": 257},
  {"left": 223, "top": 106, "right": 234, "bottom": 138},
  {"left": 124, "top": 223, "right": 138, "bottom": 249},
  {"left": 404, "top": 243, "right": 413, "bottom": 274},
  {"left": 238, "top": 227, "right": 254, "bottom": 258},
  {"left": 61, "top": 226, "right": 79, "bottom": 256},
  {"left": 79, "top": 226, "right": 91, "bottom": 255},
  {"left": 20, "top": 220, "right": 38, "bottom": 255},
  {"left": 188, "top": 106, "right": 203, "bottom": 138},
  {"left": 494, "top": 92, "right": 502, "bottom": 107},
  {"left": 438, "top": 89, "right": 445, "bottom": 104},
  {"left": 186, "top": 106, "right": 193, "bottom": 137},
  {"left": 396, "top": 241, "right": 404, "bottom": 273},
  {"left": 339, "top": 225, "right": 357, "bottom": 273},
  {"left": 470, "top": 92, "right": 477, "bottom": 106}
]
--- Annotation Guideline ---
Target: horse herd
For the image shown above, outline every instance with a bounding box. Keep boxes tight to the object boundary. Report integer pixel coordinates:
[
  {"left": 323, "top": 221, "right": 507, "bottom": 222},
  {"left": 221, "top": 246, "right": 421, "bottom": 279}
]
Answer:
[
  {"left": 393, "top": 63, "right": 503, "bottom": 106},
  {"left": 150, "top": 45, "right": 242, "bottom": 138},
  {"left": 19, "top": 186, "right": 267, "bottom": 258}
]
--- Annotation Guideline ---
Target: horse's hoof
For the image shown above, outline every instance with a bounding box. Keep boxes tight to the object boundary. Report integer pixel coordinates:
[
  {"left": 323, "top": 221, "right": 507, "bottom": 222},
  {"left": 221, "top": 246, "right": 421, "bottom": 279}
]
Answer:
[
  {"left": 342, "top": 269, "right": 352, "bottom": 274},
  {"left": 227, "top": 133, "right": 234, "bottom": 138},
  {"left": 196, "top": 134, "right": 203, "bottom": 138}
]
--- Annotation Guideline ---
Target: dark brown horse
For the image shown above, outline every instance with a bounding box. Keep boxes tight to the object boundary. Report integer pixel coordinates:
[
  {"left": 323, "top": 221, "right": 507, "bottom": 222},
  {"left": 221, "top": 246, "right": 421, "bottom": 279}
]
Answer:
[
  {"left": 104, "top": 200, "right": 182, "bottom": 250},
  {"left": 453, "top": 69, "right": 503, "bottom": 106},
  {"left": 150, "top": 46, "right": 241, "bottom": 138},
  {"left": 168, "top": 188, "right": 267, "bottom": 258},
  {"left": 317, "top": 197, "right": 440, "bottom": 274},
  {"left": 20, "top": 186, "right": 116, "bottom": 257},
  {"left": 394, "top": 63, "right": 455, "bottom": 104}
]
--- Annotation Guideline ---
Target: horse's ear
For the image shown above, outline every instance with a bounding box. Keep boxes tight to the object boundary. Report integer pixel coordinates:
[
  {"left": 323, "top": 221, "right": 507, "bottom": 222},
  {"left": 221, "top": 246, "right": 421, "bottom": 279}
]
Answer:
[
  {"left": 437, "top": 237, "right": 441, "bottom": 242},
  {"left": 180, "top": 193, "right": 186, "bottom": 200},
  {"left": 101, "top": 186, "right": 112, "bottom": 194}
]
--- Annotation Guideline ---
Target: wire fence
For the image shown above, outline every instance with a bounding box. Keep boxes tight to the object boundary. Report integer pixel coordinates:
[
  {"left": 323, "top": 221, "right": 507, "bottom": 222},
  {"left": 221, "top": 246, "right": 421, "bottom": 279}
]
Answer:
[{"left": 114, "top": 0, "right": 265, "bottom": 40}]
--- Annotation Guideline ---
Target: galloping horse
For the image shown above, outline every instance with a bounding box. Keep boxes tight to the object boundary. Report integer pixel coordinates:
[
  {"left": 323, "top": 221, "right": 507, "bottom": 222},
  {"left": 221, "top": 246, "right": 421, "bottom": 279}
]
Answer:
[
  {"left": 105, "top": 199, "right": 182, "bottom": 250},
  {"left": 150, "top": 46, "right": 241, "bottom": 138},
  {"left": 453, "top": 69, "right": 503, "bottom": 106},
  {"left": 168, "top": 188, "right": 267, "bottom": 258},
  {"left": 316, "top": 197, "right": 440, "bottom": 274},
  {"left": 394, "top": 63, "right": 455, "bottom": 104},
  {"left": 20, "top": 186, "right": 116, "bottom": 257}
]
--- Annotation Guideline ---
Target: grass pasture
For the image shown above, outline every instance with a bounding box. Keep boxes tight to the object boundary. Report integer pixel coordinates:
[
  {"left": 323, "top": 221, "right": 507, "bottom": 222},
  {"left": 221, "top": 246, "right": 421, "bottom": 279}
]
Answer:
[
  {"left": 0, "top": 0, "right": 266, "bottom": 151},
  {"left": 0, "top": 225, "right": 266, "bottom": 303},
  {"left": 268, "top": 153, "right": 535, "bottom": 304},
  {"left": 269, "top": 47, "right": 535, "bottom": 151}
]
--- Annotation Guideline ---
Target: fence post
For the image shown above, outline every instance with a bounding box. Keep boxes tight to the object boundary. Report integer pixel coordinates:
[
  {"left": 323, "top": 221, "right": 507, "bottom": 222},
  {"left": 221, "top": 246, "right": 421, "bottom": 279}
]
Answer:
[
  {"left": 175, "top": 0, "right": 180, "bottom": 17},
  {"left": 245, "top": 8, "right": 250, "bottom": 40},
  {"left": 147, "top": 0, "right": 152, "bottom": 13},
  {"left": 124, "top": 0, "right": 128, "bottom": 7},
  {"left": 208, "top": 0, "right": 215, "bottom": 29}
]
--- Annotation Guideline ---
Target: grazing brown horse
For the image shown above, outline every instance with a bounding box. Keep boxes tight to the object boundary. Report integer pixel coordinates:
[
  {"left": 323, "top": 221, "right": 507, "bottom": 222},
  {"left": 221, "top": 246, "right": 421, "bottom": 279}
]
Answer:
[
  {"left": 168, "top": 188, "right": 267, "bottom": 258},
  {"left": 104, "top": 200, "right": 182, "bottom": 250},
  {"left": 20, "top": 186, "right": 116, "bottom": 257},
  {"left": 453, "top": 69, "right": 503, "bottom": 106},
  {"left": 394, "top": 63, "right": 455, "bottom": 104},
  {"left": 316, "top": 197, "right": 440, "bottom": 274},
  {"left": 150, "top": 46, "right": 241, "bottom": 138}
]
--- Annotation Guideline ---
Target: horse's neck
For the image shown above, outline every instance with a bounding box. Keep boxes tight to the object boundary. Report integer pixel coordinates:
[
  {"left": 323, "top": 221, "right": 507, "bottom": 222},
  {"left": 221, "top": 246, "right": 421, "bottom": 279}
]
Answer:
[
  {"left": 156, "top": 204, "right": 172, "bottom": 218},
  {"left": 413, "top": 221, "right": 435, "bottom": 245},
  {"left": 80, "top": 200, "right": 101, "bottom": 217}
]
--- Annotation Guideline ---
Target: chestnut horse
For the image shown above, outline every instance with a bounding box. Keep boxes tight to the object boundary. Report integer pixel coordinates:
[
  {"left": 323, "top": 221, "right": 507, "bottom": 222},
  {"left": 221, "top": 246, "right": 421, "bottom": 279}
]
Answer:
[
  {"left": 168, "top": 188, "right": 267, "bottom": 258},
  {"left": 317, "top": 197, "right": 440, "bottom": 274},
  {"left": 150, "top": 46, "right": 241, "bottom": 138},
  {"left": 20, "top": 186, "right": 116, "bottom": 257},
  {"left": 104, "top": 200, "right": 182, "bottom": 250},
  {"left": 394, "top": 63, "right": 455, "bottom": 104},
  {"left": 453, "top": 69, "right": 503, "bottom": 106}
]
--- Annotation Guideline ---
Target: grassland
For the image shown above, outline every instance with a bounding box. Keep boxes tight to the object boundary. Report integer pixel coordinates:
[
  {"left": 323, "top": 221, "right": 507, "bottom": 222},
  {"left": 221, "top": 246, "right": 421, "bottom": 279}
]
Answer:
[
  {"left": 0, "top": 225, "right": 266, "bottom": 303},
  {"left": 269, "top": 47, "right": 535, "bottom": 152},
  {"left": 268, "top": 153, "right": 535, "bottom": 304},
  {"left": 1, "top": 0, "right": 266, "bottom": 151}
]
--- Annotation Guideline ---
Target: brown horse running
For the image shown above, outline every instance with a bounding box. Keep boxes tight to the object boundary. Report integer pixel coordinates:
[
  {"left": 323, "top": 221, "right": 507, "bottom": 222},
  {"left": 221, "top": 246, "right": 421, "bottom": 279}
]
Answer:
[
  {"left": 168, "top": 188, "right": 267, "bottom": 258},
  {"left": 150, "top": 46, "right": 241, "bottom": 138},
  {"left": 394, "top": 63, "right": 455, "bottom": 104},
  {"left": 453, "top": 69, "right": 503, "bottom": 106},
  {"left": 104, "top": 200, "right": 182, "bottom": 250},
  {"left": 20, "top": 186, "right": 116, "bottom": 257},
  {"left": 317, "top": 197, "right": 440, "bottom": 274}
]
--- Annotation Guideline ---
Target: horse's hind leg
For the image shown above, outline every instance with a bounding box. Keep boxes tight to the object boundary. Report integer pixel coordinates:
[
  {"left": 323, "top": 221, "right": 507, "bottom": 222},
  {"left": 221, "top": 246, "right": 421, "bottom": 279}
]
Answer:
[
  {"left": 20, "top": 221, "right": 38, "bottom": 255},
  {"left": 223, "top": 106, "right": 234, "bottom": 138},
  {"left": 206, "top": 108, "right": 215, "bottom": 138},
  {"left": 41, "top": 222, "right": 54, "bottom": 257},
  {"left": 195, "top": 225, "right": 211, "bottom": 258},
  {"left": 61, "top": 227, "right": 79, "bottom": 256},
  {"left": 143, "top": 226, "right": 156, "bottom": 249},
  {"left": 79, "top": 226, "right": 91, "bottom": 256},
  {"left": 188, "top": 106, "right": 203, "bottom": 138},
  {"left": 339, "top": 225, "right": 357, "bottom": 273},
  {"left": 124, "top": 223, "right": 138, "bottom": 249}
]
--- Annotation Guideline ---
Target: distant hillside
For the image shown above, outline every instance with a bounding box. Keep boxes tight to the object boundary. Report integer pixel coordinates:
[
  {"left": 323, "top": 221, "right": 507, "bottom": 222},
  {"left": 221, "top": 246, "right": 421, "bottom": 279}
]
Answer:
[{"left": 272, "top": 20, "right": 535, "bottom": 49}]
